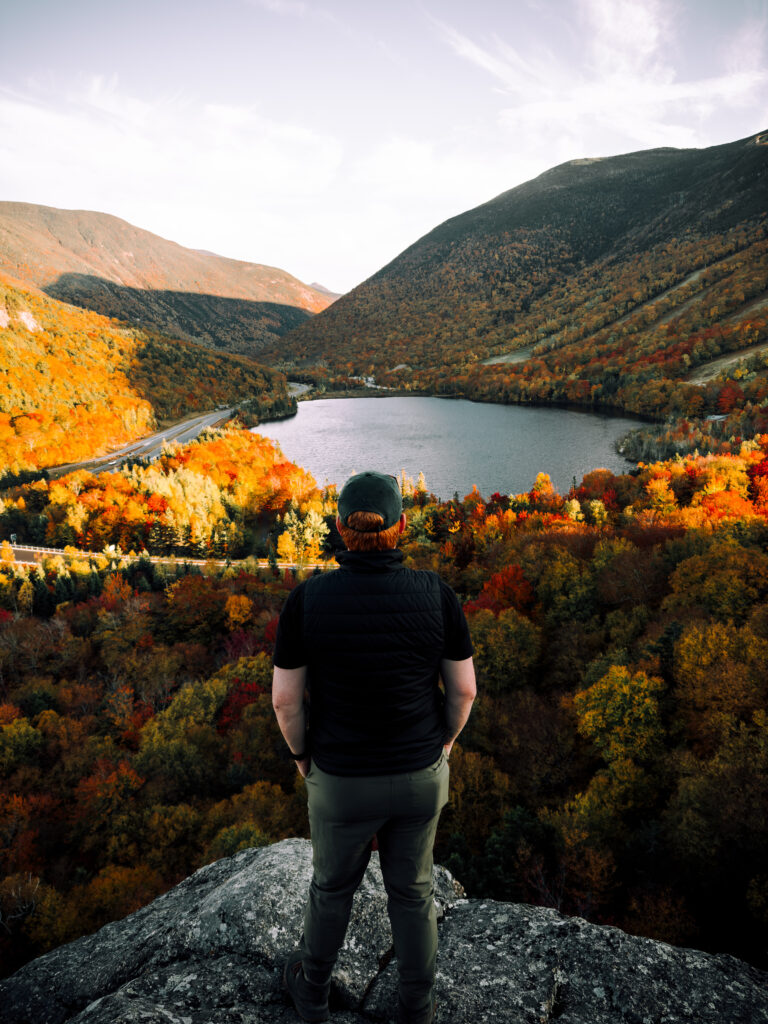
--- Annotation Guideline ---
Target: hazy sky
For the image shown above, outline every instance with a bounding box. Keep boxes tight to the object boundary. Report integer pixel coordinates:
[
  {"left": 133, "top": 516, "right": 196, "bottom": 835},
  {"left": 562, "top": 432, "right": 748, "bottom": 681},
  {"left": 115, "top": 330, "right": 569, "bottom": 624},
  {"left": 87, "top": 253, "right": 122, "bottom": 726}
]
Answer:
[{"left": 1, "top": 0, "right": 766, "bottom": 292}]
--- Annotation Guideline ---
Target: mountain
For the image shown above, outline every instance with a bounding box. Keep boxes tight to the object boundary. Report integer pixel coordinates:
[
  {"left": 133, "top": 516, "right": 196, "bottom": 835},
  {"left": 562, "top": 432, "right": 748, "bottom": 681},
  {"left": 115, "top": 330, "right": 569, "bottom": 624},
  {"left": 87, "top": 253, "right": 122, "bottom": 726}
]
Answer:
[
  {"left": 309, "top": 281, "right": 342, "bottom": 299},
  {"left": 2, "top": 839, "right": 766, "bottom": 1024},
  {"left": 0, "top": 203, "right": 336, "bottom": 357},
  {"left": 0, "top": 272, "right": 294, "bottom": 479},
  {"left": 271, "top": 132, "right": 768, "bottom": 422}
]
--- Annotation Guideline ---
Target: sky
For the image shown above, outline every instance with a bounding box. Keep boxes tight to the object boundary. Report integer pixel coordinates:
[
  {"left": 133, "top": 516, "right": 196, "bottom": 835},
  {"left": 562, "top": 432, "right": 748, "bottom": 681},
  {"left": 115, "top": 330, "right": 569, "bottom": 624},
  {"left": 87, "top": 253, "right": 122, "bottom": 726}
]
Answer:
[{"left": 1, "top": 0, "right": 766, "bottom": 294}]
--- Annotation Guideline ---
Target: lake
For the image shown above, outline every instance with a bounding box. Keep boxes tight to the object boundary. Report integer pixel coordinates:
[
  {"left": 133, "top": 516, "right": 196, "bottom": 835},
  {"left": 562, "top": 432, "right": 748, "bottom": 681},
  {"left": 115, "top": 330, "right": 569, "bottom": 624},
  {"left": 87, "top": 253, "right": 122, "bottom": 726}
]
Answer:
[{"left": 257, "top": 396, "right": 644, "bottom": 500}]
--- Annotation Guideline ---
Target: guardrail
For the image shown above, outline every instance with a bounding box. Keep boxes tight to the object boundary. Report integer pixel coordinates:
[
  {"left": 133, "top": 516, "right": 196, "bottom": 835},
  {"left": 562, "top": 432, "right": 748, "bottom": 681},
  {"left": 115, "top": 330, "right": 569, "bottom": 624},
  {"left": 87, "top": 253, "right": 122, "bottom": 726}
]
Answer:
[
  {"left": 9, "top": 544, "right": 87, "bottom": 556},
  {"left": 4, "top": 543, "right": 326, "bottom": 571}
]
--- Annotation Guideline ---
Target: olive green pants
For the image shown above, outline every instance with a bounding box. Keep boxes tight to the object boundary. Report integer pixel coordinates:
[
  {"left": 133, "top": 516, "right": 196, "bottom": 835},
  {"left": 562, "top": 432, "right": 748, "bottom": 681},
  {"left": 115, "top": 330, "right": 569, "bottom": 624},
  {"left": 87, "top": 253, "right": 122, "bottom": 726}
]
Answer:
[{"left": 301, "top": 750, "right": 450, "bottom": 1014}]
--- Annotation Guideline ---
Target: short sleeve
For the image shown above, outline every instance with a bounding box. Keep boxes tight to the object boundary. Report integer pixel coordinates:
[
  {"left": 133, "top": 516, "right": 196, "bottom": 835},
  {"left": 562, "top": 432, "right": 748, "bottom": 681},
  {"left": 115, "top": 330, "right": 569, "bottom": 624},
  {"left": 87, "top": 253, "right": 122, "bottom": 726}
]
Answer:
[
  {"left": 273, "top": 584, "right": 308, "bottom": 668},
  {"left": 440, "top": 579, "right": 473, "bottom": 660}
]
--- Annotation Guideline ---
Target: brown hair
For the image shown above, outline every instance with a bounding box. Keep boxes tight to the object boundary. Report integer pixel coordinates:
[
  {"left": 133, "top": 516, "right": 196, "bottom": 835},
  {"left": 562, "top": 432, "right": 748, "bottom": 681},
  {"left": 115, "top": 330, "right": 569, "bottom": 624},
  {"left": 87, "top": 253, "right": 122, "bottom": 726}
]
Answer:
[{"left": 338, "top": 509, "right": 402, "bottom": 551}]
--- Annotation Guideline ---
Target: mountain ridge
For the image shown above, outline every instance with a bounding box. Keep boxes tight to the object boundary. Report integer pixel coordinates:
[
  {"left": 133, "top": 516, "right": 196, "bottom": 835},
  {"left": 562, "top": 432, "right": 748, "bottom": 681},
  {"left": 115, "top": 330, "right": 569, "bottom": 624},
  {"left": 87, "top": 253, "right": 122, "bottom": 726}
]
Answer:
[
  {"left": 0, "top": 271, "right": 295, "bottom": 477},
  {"left": 0, "top": 202, "right": 335, "bottom": 356},
  {"left": 269, "top": 131, "right": 767, "bottom": 423},
  {"left": 425, "top": 133, "right": 765, "bottom": 243}
]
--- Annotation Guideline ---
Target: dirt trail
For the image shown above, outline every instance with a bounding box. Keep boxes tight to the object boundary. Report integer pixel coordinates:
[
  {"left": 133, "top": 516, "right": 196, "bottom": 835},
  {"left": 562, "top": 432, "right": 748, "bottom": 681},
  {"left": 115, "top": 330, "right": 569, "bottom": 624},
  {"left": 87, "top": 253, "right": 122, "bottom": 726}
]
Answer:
[
  {"left": 482, "top": 344, "right": 535, "bottom": 366},
  {"left": 611, "top": 266, "right": 710, "bottom": 330},
  {"left": 725, "top": 291, "right": 768, "bottom": 322},
  {"left": 479, "top": 264, "right": 721, "bottom": 367},
  {"left": 687, "top": 340, "right": 768, "bottom": 384},
  {"left": 684, "top": 291, "right": 768, "bottom": 384}
]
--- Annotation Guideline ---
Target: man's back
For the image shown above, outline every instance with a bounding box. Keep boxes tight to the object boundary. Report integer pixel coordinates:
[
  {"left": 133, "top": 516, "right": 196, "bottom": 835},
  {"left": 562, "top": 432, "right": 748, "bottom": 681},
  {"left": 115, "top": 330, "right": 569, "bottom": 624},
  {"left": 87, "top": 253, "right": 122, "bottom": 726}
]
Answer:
[
  {"left": 272, "top": 471, "right": 475, "bottom": 1024},
  {"left": 289, "top": 549, "right": 448, "bottom": 774}
]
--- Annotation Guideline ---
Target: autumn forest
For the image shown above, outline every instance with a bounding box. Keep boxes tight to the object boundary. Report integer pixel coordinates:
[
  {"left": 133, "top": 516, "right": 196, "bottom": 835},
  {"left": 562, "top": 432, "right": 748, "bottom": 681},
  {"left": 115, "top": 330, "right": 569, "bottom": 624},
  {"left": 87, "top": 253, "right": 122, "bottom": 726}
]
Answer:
[
  {"left": 2, "top": 133, "right": 768, "bottom": 980},
  {"left": 2, "top": 444, "right": 768, "bottom": 977}
]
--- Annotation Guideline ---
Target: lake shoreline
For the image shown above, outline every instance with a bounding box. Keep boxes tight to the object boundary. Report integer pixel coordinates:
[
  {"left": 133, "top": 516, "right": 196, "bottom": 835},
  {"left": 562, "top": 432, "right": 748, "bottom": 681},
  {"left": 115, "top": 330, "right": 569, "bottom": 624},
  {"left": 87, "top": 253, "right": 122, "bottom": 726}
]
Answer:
[
  {"left": 272, "top": 385, "right": 660, "bottom": 425},
  {"left": 256, "top": 395, "right": 645, "bottom": 499}
]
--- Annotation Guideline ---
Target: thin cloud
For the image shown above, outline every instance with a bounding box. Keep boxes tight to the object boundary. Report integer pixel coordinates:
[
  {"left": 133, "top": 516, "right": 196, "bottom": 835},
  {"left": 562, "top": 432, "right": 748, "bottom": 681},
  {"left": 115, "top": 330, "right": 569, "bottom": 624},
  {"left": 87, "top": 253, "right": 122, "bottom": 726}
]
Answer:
[
  {"left": 437, "top": 1, "right": 767, "bottom": 154},
  {"left": 721, "top": 13, "right": 768, "bottom": 77},
  {"left": 0, "top": 77, "right": 342, "bottom": 195},
  {"left": 0, "top": 78, "right": 344, "bottom": 273},
  {"left": 250, "top": 0, "right": 310, "bottom": 15},
  {"left": 583, "top": 0, "right": 668, "bottom": 78},
  {"left": 246, "top": 0, "right": 342, "bottom": 28},
  {"left": 438, "top": 22, "right": 552, "bottom": 93}
]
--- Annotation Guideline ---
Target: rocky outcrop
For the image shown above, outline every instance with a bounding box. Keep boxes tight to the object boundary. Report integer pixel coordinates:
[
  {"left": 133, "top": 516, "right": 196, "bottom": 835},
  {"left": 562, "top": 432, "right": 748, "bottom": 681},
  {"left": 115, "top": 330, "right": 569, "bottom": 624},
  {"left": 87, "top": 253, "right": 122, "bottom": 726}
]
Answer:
[
  {"left": 1, "top": 838, "right": 766, "bottom": 1024},
  {"left": 0, "top": 305, "right": 39, "bottom": 331}
]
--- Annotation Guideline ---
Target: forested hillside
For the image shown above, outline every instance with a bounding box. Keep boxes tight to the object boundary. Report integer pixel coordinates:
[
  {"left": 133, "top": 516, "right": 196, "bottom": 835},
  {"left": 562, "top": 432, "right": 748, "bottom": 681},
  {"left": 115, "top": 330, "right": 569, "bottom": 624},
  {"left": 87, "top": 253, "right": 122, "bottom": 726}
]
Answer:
[
  {"left": 2, "top": 442, "right": 768, "bottom": 977},
  {"left": 0, "top": 204, "right": 334, "bottom": 356},
  {"left": 1, "top": 428, "right": 319, "bottom": 557},
  {"left": 2, "top": 130, "right": 768, "bottom": 987},
  {"left": 271, "top": 132, "right": 768, "bottom": 437},
  {"left": 0, "top": 276, "right": 294, "bottom": 481}
]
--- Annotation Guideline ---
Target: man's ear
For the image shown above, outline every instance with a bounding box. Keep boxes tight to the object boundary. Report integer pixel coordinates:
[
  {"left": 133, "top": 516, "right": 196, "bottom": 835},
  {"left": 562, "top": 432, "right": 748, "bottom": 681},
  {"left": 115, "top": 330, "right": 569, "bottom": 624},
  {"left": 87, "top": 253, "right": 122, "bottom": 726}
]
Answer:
[
  {"left": 336, "top": 515, "right": 343, "bottom": 532},
  {"left": 399, "top": 512, "right": 406, "bottom": 533}
]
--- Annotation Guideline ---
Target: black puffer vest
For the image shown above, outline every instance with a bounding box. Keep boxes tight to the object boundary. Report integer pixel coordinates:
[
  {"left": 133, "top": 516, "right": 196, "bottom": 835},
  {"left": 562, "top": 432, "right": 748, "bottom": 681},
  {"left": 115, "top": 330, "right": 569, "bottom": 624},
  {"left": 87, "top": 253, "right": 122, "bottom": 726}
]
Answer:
[{"left": 303, "top": 549, "right": 446, "bottom": 775}]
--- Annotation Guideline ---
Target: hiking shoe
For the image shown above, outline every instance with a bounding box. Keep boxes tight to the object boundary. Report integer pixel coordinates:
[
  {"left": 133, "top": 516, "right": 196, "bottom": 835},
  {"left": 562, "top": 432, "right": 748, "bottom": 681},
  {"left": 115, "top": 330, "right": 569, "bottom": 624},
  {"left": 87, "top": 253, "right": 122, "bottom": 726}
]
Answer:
[
  {"left": 396, "top": 998, "right": 437, "bottom": 1024},
  {"left": 282, "top": 949, "right": 330, "bottom": 1022}
]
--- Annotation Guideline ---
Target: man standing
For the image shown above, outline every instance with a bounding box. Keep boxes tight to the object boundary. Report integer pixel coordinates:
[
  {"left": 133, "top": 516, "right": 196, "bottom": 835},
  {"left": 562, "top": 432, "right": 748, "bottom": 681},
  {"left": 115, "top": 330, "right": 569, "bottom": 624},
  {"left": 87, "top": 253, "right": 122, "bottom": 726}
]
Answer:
[{"left": 272, "top": 471, "right": 476, "bottom": 1024}]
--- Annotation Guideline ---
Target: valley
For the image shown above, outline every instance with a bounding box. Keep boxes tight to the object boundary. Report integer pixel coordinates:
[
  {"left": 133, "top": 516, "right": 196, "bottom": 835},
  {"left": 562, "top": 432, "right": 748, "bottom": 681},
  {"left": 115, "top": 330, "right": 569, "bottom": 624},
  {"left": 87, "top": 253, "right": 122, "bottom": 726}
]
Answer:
[
  {"left": 2, "top": 129, "right": 768, "bottom": 983},
  {"left": 269, "top": 131, "right": 767, "bottom": 442},
  {"left": 48, "top": 408, "right": 236, "bottom": 479}
]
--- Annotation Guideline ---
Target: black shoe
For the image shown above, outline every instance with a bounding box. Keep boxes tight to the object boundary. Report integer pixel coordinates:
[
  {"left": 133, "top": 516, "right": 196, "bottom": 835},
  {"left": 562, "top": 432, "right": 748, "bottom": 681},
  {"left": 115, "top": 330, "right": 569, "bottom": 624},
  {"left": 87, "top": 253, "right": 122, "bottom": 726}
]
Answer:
[
  {"left": 396, "top": 998, "right": 436, "bottom": 1024},
  {"left": 282, "top": 949, "right": 331, "bottom": 1022}
]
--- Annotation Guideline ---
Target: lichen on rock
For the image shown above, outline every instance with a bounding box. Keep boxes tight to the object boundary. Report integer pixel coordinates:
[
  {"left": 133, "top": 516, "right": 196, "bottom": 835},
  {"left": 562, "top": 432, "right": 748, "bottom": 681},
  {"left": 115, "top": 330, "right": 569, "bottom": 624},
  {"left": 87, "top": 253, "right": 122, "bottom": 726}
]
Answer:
[{"left": 0, "top": 838, "right": 765, "bottom": 1024}]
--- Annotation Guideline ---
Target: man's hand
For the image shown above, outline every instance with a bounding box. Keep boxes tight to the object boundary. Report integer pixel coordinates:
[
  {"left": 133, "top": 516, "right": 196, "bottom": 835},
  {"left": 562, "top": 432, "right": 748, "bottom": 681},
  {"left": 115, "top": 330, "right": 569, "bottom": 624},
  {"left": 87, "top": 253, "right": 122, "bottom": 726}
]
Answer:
[{"left": 296, "top": 756, "right": 311, "bottom": 778}]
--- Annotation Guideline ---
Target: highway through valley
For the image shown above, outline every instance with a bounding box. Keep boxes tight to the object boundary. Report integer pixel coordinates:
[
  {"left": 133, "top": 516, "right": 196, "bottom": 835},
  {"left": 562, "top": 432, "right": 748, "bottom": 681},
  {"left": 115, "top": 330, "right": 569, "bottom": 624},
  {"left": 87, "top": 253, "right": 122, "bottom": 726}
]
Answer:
[
  {"left": 4, "top": 409, "right": 329, "bottom": 570},
  {"left": 47, "top": 408, "right": 235, "bottom": 479}
]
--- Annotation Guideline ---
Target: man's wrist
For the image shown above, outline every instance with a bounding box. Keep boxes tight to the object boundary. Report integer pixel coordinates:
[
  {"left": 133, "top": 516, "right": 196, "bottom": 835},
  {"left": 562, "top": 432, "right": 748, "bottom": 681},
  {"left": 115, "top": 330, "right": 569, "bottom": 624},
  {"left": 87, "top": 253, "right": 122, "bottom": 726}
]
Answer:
[{"left": 289, "top": 749, "right": 308, "bottom": 760}]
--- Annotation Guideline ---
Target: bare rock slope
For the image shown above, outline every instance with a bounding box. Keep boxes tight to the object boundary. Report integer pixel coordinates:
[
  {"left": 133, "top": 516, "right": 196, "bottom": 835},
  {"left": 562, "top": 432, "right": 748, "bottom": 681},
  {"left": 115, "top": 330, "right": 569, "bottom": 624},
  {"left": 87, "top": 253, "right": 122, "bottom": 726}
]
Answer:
[{"left": 1, "top": 838, "right": 766, "bottom": 1024}]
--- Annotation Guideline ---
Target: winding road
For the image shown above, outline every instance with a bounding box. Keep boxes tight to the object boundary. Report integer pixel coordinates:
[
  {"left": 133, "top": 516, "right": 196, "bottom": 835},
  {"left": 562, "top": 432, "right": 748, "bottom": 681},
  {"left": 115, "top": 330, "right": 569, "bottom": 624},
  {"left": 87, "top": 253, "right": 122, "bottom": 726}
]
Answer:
[
  {"left": 3, "top": 408, "right": 330, "bottom": 569},
  {"left": 47, "top": 408, "right": 235, "bottom": 479}
]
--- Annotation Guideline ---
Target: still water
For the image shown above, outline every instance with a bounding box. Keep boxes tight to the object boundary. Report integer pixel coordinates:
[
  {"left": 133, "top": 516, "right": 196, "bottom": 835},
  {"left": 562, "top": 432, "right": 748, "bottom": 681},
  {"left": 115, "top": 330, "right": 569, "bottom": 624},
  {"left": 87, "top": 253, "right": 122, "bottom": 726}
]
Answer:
[{"left": 257, "top": 397, "right": 643, "bottom": 500}]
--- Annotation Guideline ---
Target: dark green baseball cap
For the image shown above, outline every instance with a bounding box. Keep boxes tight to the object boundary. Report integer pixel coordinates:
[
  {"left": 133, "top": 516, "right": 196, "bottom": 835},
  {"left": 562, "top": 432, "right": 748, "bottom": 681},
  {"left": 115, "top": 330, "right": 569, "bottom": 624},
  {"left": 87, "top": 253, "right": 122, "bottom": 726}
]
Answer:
[{"left": 338, "top": 471, "right": 402, "bottom": 529}]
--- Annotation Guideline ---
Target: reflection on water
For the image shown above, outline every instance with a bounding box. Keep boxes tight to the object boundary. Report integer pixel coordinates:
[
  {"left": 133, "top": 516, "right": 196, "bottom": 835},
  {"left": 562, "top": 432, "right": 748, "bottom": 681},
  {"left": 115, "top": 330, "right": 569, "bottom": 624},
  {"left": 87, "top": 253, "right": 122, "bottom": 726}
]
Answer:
[{"left": 257, "top": 397, "right": 643, "bottom": 499}]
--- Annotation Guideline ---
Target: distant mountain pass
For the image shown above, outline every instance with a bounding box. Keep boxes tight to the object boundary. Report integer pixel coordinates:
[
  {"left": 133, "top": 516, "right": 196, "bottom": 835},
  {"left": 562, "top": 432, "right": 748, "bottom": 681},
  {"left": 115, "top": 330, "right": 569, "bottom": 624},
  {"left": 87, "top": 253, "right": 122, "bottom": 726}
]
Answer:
[
  {"left": 0, "top": 203, "right": 335, "bottom": 356},
  {"left": 309, "top": 281, "right": 342, "bottom": 299}
]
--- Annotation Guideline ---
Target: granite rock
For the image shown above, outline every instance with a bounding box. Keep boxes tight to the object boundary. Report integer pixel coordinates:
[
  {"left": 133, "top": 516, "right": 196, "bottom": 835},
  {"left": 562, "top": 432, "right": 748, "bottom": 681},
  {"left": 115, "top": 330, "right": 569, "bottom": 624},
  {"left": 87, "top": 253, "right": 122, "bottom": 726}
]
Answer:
[{"left": 1, "top": 838, "right": 766, "bottom": 1024}]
